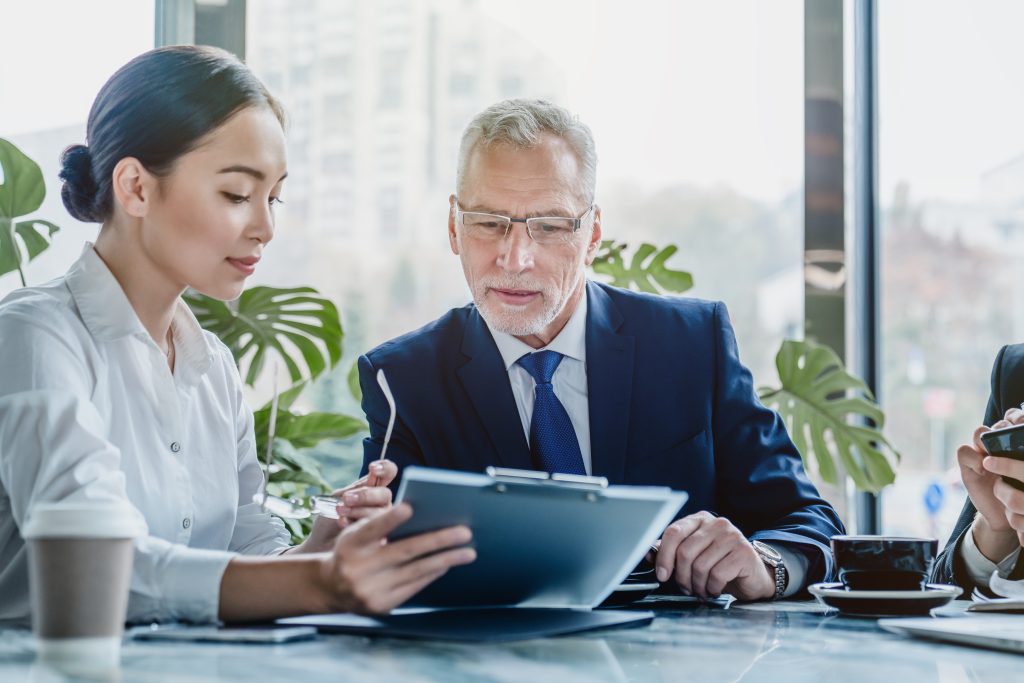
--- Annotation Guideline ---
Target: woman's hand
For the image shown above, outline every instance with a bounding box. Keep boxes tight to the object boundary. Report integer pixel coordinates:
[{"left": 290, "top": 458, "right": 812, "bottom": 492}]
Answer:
[
  {"left": 962, "top": 408, "right": 1024, "bottom": 561},
  {"left": 315, "top": 503, "right": 476, "bottom": 615},
  {"left": 334, "top": 459, "right": 398, "bottom": 525},
  {"left": 218, "top": 501, "right": 475, "bottom": 622},
  {"left": 293, "top": 460, "right": 398, "bottom": 554}
]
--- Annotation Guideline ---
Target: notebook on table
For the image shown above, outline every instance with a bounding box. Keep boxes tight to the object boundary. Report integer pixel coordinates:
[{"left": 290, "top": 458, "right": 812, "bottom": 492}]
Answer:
[
  {"left": 879, "top": 615, "right": 1024, "bottom": 654},
  {"left": 282, "top": 608, "right": 654, "bottom": 643}
]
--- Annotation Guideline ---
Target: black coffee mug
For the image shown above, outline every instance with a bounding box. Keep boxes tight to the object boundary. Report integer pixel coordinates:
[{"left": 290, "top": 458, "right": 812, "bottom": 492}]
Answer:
[
  {"left": 831, "top": 535, "right": 938, "bottom": 591},
  {"left": 980, "top": 422, "right": 1024, "bottom": 492}
]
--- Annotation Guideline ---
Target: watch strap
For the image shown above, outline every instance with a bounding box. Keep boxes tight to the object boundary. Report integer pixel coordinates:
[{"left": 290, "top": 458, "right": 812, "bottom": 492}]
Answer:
[{"left": 752, "top": 540, "right": 788, "bottom": 600}]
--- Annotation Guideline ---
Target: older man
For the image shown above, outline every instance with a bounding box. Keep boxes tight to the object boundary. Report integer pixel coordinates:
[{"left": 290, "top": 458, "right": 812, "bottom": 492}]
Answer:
[{"left": 357, "top": 99, "right": 844, "bottom": 601}]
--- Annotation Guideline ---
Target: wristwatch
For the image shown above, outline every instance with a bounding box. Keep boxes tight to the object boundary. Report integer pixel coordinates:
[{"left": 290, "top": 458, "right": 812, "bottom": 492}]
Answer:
[{"left": 751, "top": 540, "right": 788, "bottom": 600}]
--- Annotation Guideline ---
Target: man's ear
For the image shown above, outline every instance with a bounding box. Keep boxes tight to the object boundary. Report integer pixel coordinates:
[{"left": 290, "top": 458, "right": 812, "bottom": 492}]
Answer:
[
  {"left": 583, "top": 205, "right": 602, "bottom": 266},
  {"left": 448, "top": 194, "right": 460, "bottom": 255},
  {"left": 111, "top": 157, "right": 157, "bottom": 218}
]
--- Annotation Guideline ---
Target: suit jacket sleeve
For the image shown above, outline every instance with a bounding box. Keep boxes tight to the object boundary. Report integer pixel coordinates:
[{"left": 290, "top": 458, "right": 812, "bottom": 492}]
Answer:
[
  {"left": 709, "top": 303, "right": 846, "bottom": 588},
  {"left": 357, "top": 353, "right": 425, "bottom": 491},
  {"left": 931, "top": 345, "right": 1015, "bottom": 590}
]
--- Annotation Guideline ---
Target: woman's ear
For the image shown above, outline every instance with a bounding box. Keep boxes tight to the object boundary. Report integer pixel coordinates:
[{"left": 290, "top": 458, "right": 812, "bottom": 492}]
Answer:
[{"left": 110, "top": 157, "right": 156, "bottom": 218}]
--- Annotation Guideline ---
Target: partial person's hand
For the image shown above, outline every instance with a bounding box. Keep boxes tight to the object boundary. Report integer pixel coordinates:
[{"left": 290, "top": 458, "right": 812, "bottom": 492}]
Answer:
[
  {"left": 985, "top": 456, "right": 1024, "bottom": 549},
  {"left": 975, "top": 407, "right": 1024, "bottom": 549},
  {"left": 654, "top": 511, "right": 775, "bottom": 601},
  {"left": 961, "top": 409, "right": 1024, "bottom": 561},
  {"left": 296, "top": 460, "right": 399, "bottom": 554},
  {"left": 316, "top": 503, "right": 476, "bottom": 615},
  {"left": 334, "top": 459, "right": 398, "bottom": 525}
]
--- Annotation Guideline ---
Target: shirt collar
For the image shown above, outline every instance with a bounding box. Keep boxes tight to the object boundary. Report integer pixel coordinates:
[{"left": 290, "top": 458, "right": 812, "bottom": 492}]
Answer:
[
  {"left": 485, "top": 282, "right": 588, "bottom": 371},
  {"left": 67, "top": 242, "right": 216, "bottom": 377}
]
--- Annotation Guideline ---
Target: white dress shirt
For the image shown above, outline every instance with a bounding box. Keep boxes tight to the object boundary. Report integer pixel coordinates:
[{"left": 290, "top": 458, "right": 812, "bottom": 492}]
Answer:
[
  {"left": 481, "top": 284, "right": 806, "bottom": 597},
  {"left": 0, "top": 244, "right": 290, "bottom": 625},
  {"left": 485, "top": 292, "right": 593, "bottom": 474}
]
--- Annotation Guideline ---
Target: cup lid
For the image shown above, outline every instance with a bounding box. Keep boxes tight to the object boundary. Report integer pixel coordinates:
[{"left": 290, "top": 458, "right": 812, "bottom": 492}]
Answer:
[{"left": 22, "top": 501, "right": 147, "bottom": 540}]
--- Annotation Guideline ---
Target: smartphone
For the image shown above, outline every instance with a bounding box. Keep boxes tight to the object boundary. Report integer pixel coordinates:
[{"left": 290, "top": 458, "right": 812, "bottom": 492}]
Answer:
[
  {"left": 131, "top": 624, "right": 318, "bottom": 644},
  {"left": 979, "top": 422, "right": 1024, "bottom": 491}
]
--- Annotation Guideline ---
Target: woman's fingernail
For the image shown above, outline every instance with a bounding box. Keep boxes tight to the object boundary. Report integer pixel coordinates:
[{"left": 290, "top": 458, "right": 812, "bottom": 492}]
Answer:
[
  {"left": 373, "top": 463, "right": 385, "bottom": 473},
  {"left": 344, "top": 492, "right": 360, "bottom": 504},
  {"left": 656, "top": 567, "right": 668, "bottom": 582}
]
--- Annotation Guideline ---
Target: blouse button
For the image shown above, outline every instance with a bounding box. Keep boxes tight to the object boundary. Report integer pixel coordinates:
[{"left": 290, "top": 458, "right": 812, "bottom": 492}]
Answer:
[
  {"left": 182, "top": 517, "right": 191, "bottom": 529},
  {"left": 170, "top": 442, "right": 181, "bottom": 453}
]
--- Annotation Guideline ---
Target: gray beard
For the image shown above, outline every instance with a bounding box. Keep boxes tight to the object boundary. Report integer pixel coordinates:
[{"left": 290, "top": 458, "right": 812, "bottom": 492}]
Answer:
[
  {"left": 473, "top": 273, "right": 583, "bottom": 337},
  {"left": 474, "top": 291, "right": 559, "bottom": 336}
]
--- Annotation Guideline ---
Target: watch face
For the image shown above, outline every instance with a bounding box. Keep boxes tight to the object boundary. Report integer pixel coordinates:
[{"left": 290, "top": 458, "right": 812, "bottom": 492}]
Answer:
[{"left": 753, "top": 541, "right": 782, "bottom": 564}]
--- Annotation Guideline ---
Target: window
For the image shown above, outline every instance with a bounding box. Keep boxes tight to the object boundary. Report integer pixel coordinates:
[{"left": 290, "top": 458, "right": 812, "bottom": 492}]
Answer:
[
  {"left": 245, "top": 0, "right": 805, "bottom": 482},
  {"left": 0, "top": 0, "right": 155, "bottom": 301},
  {"left": 878, "top": 0, "right": 1024, "bottom": 539}
]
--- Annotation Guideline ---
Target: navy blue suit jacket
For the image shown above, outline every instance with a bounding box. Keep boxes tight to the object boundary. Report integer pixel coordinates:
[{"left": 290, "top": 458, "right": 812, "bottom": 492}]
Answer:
[{"left": 359, "top": 281, "right": 845, "bottom": 586}]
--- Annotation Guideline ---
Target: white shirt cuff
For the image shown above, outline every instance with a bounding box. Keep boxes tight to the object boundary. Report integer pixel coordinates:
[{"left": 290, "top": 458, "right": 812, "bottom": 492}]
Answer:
[
  {"left": 960, "top": 526, "right": 1022, "bottom": 587},
  {"left": 127, "top": 541, "right": 236, "bottom": 624}
]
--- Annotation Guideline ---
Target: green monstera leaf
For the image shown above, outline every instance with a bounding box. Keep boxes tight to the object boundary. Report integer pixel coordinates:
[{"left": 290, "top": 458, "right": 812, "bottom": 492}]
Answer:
[
  {"left": 758, "top": 339, "right": 900, "bottom": 493},
  {"left": 185, "top": 286, "right": 342, "bottom": 386},
  {"left": 591, "top": 240, "right": 693, "bottom": 294},
  {"left": 0, "top": 138, "right": 61, "bottom": 284}
]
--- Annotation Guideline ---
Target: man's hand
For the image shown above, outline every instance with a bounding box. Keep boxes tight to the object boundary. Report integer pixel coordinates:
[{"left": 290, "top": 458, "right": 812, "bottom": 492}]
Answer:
[
  {"left": 960, "top": 410, "right": 1023, "bottom": 562},
  {"left": 294, "top": 460, "right": 398, "bottom": 554},
  {"left": 316, "top": 503, "right": 476, "bottom": 615},
  {"left": 654, "top": 511, "right": 775, "bottom": 601}
]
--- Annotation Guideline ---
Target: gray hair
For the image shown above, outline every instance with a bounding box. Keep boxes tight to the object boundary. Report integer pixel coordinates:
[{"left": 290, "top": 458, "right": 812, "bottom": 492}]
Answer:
[{"left": 455, "top": 98, "right": 597, "bottom": 205}]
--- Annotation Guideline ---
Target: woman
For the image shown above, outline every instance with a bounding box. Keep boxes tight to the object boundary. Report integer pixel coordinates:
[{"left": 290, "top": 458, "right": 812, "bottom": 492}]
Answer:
[
  {"left": 0, "top": 46, "right": 473, "bottom": 625},
  {"left": 932, "top": 344, "right": 1024, "bottom": 592}
]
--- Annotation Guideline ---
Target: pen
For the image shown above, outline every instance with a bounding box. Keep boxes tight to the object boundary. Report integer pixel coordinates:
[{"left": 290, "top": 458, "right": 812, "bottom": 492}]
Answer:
[{"left": 367, "top": 368, "right": 396, "bottom": 487}]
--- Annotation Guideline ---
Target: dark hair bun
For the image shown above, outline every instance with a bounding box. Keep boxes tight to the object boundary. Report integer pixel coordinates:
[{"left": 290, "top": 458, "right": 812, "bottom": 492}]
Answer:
[{"left": 59, "top": 144, "right": 100, "bottom": 223}]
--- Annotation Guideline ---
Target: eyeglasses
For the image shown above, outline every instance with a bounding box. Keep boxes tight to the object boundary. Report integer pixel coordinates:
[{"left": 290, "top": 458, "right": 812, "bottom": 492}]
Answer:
[
  {"left": 253, "top": 361, "right": 340, "bottom": 520},
  {"left": 455, "top": 201, "right": 595, "bottom": 246},
  {"left": 254, "top": 365, "right": 398, "bottom": 521}
]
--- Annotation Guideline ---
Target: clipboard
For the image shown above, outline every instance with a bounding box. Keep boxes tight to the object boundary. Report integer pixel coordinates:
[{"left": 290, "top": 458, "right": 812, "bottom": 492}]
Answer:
[{"left": 388, "top": 465, "right": 688, "bottom": 609}]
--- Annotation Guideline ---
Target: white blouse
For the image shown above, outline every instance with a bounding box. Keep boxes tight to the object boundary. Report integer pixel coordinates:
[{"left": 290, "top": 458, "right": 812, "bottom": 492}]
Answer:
[{"left": 0, "top": 244, "right": 290, "bottom": 624}]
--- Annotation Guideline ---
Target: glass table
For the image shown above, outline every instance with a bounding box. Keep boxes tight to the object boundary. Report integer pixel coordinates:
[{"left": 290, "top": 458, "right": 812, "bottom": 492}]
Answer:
[{"left": 1, "top": 599, "right": 1019, "bottom": 682}]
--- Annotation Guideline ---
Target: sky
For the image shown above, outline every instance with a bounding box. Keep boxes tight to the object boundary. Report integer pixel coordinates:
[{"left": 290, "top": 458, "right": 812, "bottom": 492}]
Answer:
[{"left": 3, "top": 0, "right": 1024, "bottom": 203}]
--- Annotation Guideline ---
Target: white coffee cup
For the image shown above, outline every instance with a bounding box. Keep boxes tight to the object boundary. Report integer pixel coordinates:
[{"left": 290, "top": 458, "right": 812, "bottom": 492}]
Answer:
[{"left": 22, "top": 501, "right": 146, "bottom": 672}]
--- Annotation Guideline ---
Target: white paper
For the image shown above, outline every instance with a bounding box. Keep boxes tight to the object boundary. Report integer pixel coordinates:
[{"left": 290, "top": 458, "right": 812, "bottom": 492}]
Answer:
[{"left": 988, "top": 570, "right": 1024, "bottom": 599}]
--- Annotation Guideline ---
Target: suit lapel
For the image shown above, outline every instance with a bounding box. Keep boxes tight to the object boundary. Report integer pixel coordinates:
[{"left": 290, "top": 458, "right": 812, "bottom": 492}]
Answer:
[
  {"left": 586, "top": 282, "right": 635, "bottom": 483},
  {"left": 456, "top": 309, "right": 533, "bottom": 469}
]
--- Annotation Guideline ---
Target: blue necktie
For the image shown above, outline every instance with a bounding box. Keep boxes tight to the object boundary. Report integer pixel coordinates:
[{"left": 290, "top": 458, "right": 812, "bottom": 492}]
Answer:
[{"left": 516, "top": 351, "right": 586, "bottom": 475}]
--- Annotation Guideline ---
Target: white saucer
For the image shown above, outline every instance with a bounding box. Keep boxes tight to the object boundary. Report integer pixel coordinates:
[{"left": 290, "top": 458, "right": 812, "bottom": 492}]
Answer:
[{"left": 809, "top": 582, "right": 962, "bottom": 617}]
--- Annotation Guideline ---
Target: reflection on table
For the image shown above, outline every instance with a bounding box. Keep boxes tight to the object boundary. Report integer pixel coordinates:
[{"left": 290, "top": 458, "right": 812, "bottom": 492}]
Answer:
[{"left": 1, "top": 599, "right": 1021, "bottom": 683}]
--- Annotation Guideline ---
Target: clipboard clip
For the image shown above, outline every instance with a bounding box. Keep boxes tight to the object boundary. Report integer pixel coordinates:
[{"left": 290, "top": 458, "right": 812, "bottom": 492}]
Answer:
[{"left": 485, "top": 466, "right": 609, "bottom": 489}]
